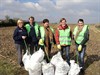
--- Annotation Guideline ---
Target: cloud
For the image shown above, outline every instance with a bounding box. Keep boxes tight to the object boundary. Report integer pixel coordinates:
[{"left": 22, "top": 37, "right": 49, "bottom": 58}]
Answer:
[{"left": 0, "top": 0, "right": 100, "bottom": 23}]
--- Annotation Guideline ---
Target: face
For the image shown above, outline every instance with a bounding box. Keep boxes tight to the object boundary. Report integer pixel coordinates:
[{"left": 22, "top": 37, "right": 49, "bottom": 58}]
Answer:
[
  {"left": 60, "top": 20, "right": 66, "bottom": 27},
  {"left": 44, "top": 22, "right": 49, "bottom": 27},
  {"left": 29, "top": 18, "right": 34, "bottom": 24},
  {"left": 78, "top": 21, "right": 84, "bottom": 27},
  {"left": 18, "top": 21, "right": 23, "bottom": 28}
]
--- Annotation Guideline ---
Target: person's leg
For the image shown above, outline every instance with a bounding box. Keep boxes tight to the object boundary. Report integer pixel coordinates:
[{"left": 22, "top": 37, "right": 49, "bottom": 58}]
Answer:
[
  {"left": 80, "top": 45, "right": 86, "bottom": 69},
  {"left": 15, "top": 44, "right": 23, "bottom": 66},
  {"left": 34, "top": 43, "right": 38, "bottom": 52},
  {"left": 76, "top": 44, "right": 80, "bottom": 64},
  {"left": 30, "top": 42, "right": 35, "bottom": 55},
  {"left": 60, "top": 46, "right": 64, "bottom": 57},
  {"left": 65, "top": 46, "right": 70, "bottom": 65}
]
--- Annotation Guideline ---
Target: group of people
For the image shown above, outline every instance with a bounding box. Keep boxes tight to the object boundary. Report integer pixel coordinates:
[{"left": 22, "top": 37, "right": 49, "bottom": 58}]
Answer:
[{"left": 13, "top": 16, "right": 89, "bottom": 72}]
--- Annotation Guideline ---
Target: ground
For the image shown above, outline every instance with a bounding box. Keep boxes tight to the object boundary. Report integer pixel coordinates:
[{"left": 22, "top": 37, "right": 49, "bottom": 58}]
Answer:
[{"left": 0, "top": 24, "right": 100, "bottom": 75}]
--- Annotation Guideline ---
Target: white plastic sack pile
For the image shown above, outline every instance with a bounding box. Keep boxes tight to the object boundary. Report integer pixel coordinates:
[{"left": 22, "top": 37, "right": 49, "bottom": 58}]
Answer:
[
  {"left": 51, "top": 52, "right": 70, "bottom": 75},
  {"left": 22, "top": 50, "right": 31, "bottom": 71},
  {"left": 68, "top": 60, "right": 81, "bottom": 75},
  {"left": 42, "top": 60, "right": 55, "bottom": 75},
  {"left": 22, "top": 48, "right": 45, "bottom": 75}
]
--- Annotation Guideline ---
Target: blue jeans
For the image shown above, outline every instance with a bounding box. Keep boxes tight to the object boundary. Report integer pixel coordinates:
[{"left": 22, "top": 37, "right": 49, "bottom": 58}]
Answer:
[
  {"left": 61, "top": 46, "right": 70, "bottom": 65},
  {"left": 76, "top": 44, "right": 86, "bottom": 68}
]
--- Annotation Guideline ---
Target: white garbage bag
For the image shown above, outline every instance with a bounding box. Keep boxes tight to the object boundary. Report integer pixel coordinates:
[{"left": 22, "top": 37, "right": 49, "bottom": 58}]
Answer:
[
  {"left": 68, "top": 60, "right": 81, "bottom": 75},
  {"left": 29, "top": 63, "right": 42, "bottom": 75},
  {"left": 51, "top": 52, "right": 70, "bottom": 75},
  {"left": 30, "top": 48, "right": 44, "bottom": 63},
  {"left": 50, "top": 52, "right": 63, "bottom": 66},
  {"left": 55, "top": 61, "right": 70, "bottom": 75},
  {"left": 22, "top": 50, "right": 31, "bottom": 71},
  {"left": 42, "top": 63, "right": 55, "bottom": 75}
]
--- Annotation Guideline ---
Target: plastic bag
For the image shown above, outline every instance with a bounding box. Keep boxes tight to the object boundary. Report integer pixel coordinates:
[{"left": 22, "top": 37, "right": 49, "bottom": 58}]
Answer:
[
  {"left": 51, "top": 52, "right": 70, "bottom": 75},
  {"left": 68, "top": 60, "right": 81, "bottom": 75},
  {"left": 22, "top": 50, "right": 31, "bottom": 71},
  {"left": 42, "top": 63, "right": 55, "bottom": 75},
  {"left": 29, "top": 63, "right": 42, "bottom": 75},
  {"left": 30, "top": 48, "right": 44, "bottom": 63},
  {"left": 50, "top": 52, "right": 63, "bottom": 66}
]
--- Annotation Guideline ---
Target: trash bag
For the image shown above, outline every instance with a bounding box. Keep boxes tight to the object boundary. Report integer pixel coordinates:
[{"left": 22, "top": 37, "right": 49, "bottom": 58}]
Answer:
[
  {"left": 50, "top": 52, "right": 63, "bottom": 66},
  {"left": 51, "top": 52, "right": 70, "bottom": 75},
  {"left": 55, "top": 61, "right": 70, "bottom": 75},
  {"left": 68, "top": 60, "right": 82, "bottom": 75},
  {"left": 30, "top": 48, "right": 44, "bottom": 63},
  {"left": 29, "top": 63, "right": 42, "bottom": 75},
  {"left": 42, "top": 63, "right": 55, "bottom": 75},
  {"left": 22, "top": 50, "right": 31, "bottom": 71}
]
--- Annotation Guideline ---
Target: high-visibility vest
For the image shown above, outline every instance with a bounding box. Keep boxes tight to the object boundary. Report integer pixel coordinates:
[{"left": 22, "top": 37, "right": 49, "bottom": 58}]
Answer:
[
  {"left": 40, "top": 26, "right": 54, "bottom": 42},
  {"left": 58, "top": 26, "right": 71, "bottom": 45},
  {"left": 73, "top": 25, "right": 89, "bottom": 44},
  {"left": 25, "top": 23, "right": 39, "bottom": 37}
]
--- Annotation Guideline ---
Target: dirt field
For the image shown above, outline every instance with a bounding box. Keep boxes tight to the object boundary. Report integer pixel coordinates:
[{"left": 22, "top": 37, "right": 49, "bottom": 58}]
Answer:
[{"left": 0, "top": 24, "right": 100, "bottom": 75}]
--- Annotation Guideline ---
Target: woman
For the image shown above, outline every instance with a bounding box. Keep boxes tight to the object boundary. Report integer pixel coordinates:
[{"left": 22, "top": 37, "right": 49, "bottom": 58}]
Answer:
[
  {"left": 55, "top": 18, "right": 72, "bottom": 65},
  {"left": 13, "top": 19, "right": 28, "bottom": 67}
]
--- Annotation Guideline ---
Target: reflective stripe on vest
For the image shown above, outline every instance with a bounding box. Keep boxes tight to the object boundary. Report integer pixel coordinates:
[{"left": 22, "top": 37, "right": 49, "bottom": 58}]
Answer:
[
  {"left": 25, "top": 23, "right": 39, "bottom": 37},
  {"left": 73, "top": 25, "right": 88, "bottom": 44},
  {"left": 59, "top": 27, "right": 71, "bottom": 45}
]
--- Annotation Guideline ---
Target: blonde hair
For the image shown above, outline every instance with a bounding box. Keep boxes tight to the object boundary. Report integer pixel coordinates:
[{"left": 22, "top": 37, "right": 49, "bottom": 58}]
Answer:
[{"left": 17, "top": 19, "right": 23, "bottom": 25}]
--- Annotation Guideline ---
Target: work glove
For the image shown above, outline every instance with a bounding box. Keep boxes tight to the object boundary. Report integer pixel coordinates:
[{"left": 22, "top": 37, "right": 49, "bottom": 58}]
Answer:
[
  {"left": 38, "top": 39, "right": 44, "bottom": 45},
  {"left": 57, "top": 44, "right": 61, "bottom": 50},
  {"left": 78, "top": 45, "right": 82, "bottom": 51}
]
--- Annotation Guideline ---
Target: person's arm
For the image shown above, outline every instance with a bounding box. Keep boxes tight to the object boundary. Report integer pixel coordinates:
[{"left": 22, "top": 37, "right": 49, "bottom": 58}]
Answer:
[
  {"left": 55, "top": 29, "right": 60, "bottom": 44},
  {"left": 13, "top": 29, "right": 22, "bottom": 41},
  {"left": 80, "top": 27, "right": 89, "bottom": 45}
]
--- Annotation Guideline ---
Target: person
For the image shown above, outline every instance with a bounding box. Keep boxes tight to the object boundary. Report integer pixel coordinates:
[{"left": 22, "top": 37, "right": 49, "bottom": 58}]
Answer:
[
  {"left": 38, "top": 19, "right": 55, "bottom": 63},
  {"left": 55, "top": 18, "right": 72, "bottom": 65},
  {"left": 25, "top": 16, "right": 40, "bottom": 55},
  {"left": 13, "top": 19, "right": 28, "bottom": 67},
  {"left": 73, "top": 19, "right": 89, "bottom": 71}
]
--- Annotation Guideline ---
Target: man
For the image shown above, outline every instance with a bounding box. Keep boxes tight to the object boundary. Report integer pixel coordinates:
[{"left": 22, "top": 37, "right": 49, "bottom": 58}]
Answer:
[
  {"left": 73, "top": 19, "right": 89, "bottom": 72},
  {"left": 38, "top": 19, "right": 55, "bottom": 63},
  {"left": 55, "top": 18, "right": 72, "bottom": 65},
  {"left": 25, "top": 16, "right": 40, "bottom": 54}
]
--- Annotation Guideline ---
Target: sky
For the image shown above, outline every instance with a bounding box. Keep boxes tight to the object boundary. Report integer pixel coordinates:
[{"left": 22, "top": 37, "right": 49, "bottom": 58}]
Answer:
[{"left": 0, "top": 0, "right": 100, "bottom": 23}]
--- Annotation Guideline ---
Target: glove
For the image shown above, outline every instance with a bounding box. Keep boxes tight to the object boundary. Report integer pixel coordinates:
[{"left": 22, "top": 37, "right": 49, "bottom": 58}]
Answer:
[
  {"left": 57, "top": 44, "right": 61, "bottom": 50},
  {"left": 38, "top": 39, "right": 44, "bottom": 45},
  {"left": 78, "top": 45, "right": 82, "bottom": 51}
]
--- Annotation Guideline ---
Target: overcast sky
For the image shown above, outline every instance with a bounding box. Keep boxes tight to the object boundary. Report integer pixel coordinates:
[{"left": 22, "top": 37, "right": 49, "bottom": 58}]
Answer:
[{"left": 0, "top": 0, "right": 100, "bottom": 23}]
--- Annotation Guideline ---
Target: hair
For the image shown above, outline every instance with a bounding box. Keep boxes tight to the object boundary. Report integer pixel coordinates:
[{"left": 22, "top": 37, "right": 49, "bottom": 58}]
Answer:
[
  {"left": 78, "top": 19, "right": 84, "bottom": 23},
  {"left": 60, "top": 18, "right": 66, "bottom": 22},
  {"left": 17, "top": 19, "right": 23, "bottom": 25},
  {"left": 29, "top": 16, "right": 34, "bottom": 20},
  {"left": 43, "top": 19, "right": 49, "bottom": 23}
]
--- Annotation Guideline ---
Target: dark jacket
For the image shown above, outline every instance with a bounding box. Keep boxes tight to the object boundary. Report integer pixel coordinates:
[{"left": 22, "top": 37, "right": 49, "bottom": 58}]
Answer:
[
  {"left": 13, "top": 26, "right": 28, "bottom": 45},
  {"left": 28, "top": 25, "right": 38, "bottom": 44}
]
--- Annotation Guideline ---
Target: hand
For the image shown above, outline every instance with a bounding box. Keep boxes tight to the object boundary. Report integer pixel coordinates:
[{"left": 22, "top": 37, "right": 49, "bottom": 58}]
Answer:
[
  {"left": 57, "top": 44, "right": 61, "bottom": 49},
  {"left": 22, "top": 36, "right": 26, "bottom": 39},
  {"left": 38, "top": 39, "right": 44, "bottom": 45},
  {"left": 78, "top": 45, "right": 82, "bottom": 51}
]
